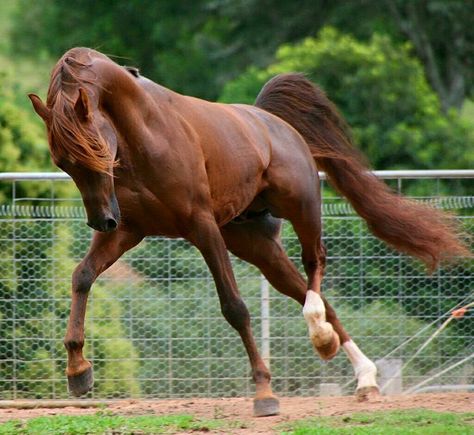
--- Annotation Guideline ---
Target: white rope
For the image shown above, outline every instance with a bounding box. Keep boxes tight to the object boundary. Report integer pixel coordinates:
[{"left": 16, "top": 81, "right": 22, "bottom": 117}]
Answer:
[
  {"left": 382, "top": 296, "right": 472, "bottom": 361},
  {"left": 380, "top": 317, "right": 453, "bottom": 393},
  {"left": 380, "top": 300, "right": 474, "bottom": 394},
  {"left": 404, "top": 353, "right": 474, "bottom": 394},
  {"left": 342, "top": 294, "right": 473, "bottom": 391}
]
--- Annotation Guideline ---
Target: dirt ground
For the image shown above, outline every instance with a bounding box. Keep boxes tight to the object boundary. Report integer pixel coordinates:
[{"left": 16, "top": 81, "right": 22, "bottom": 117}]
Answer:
[{"left": 0, "top": 392, "right": 472, "bottom": 434}]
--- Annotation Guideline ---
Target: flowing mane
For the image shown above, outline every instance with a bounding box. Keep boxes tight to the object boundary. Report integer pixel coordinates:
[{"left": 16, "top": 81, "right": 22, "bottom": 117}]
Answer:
[{"left": 46, "top": 48, "right": 114, "bottom": 173}]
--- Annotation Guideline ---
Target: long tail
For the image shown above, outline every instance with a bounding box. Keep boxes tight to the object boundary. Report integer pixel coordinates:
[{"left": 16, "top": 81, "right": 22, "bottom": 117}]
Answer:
[{"left": 255, "top": 73, "right": 470, "bottom": 271}]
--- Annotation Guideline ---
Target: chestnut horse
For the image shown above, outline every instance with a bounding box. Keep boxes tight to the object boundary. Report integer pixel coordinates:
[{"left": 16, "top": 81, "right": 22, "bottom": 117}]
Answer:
[{"left": 29, "top": 48, "right": 468, "bottom": 416}]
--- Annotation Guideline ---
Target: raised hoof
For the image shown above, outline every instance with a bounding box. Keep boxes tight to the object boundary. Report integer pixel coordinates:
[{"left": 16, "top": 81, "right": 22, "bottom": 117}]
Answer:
[
  {"left": 68, "top": 366, "right": 94, "bottom": 397},
  {"left": 356, "top": 385, "right": 380, "bottom": 402},
  {"left": 315, "top": 331, "right": 340, "bottom": 361},
  {"left": 253, "top": 397, "right": 280, "bottom": 417}
]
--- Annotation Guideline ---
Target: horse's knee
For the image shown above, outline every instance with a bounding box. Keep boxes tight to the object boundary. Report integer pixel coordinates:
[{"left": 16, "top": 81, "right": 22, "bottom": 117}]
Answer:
[
  {"left": 72, "top": 262, "right": 95, "bottom": 293},
  {"left": 221, "top": 298, "right": 250, "bottom": 331}
]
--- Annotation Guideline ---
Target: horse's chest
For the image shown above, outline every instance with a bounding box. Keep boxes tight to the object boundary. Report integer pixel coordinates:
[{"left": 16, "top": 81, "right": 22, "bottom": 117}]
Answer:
[{"left": 115, "top": 186, "right": 183, "bottom": 237}]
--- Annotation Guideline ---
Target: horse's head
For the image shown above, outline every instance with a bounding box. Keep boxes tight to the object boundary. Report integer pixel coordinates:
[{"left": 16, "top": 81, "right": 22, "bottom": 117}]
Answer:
[{"left": 28, "top": 51, "right": 121, "bottom": 232}]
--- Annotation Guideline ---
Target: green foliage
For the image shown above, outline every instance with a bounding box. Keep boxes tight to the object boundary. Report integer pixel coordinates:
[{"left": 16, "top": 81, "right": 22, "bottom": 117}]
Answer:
[
  {"left": 221, "top": 27, "right": 474, "bottom": 170},
  {"left": 279, "top": 410, "right": 474, "bottom": 435},
  {"left": 0, "top": 222, "right": 140, "bottom": 399},
  {"left": 9, "top": 0, "right": 223, "bottom": 98},
  {"left": 386, "top": 0, "right": 474, "bottom": 111},
  {"left": 117, "top": 236, "right": 259, "bottom": 397},
  {"left": 0, "top": 219, "right": 64, "bottom": 399},
  {"left": 0, "top": 75, "right": 44, "bottom": 169},
  {"left": 3, "top": 0, "right": 401, "bottom": 101},
  {"left": 0, "top": 70, "right": 52, "bottom": 202},
  {"left": 87, "top": 283, "right": 141, "bottom": 398},
  {"left": 8, "top": 0, "right": 474, "bottom": 109}
]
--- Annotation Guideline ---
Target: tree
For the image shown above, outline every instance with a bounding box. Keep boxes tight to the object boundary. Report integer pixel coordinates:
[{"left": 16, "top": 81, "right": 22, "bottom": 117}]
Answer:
[
  {"left": 221, "top": 27, "right": 474, "bottom": 170},
  {"left": 10, "top": 0, "right": 220, "bottom": 98},
  {"left": 5, "top": 0, "right": 391, "bottom": 100},
  {"left": 386, "top": 0, "right": 474, "bottom": 112},
  {"left": 0, "top": 70, "right": 53, "bottom": 202},
  {"left": 10, "top": 0, "right": 474, "bottom": 108}
]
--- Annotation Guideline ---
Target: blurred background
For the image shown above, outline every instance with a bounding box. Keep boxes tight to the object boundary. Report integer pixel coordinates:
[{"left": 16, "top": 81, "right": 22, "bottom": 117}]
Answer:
[
  {"left": 2, "top": 0, "right": 474, "bottom": 174},
  {"left": 0, "top": 0, "right": 472, "bottom": 400}
]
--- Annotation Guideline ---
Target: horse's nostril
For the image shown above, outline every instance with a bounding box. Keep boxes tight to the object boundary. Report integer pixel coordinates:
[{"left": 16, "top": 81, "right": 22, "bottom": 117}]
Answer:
[{"left": 106, "top": 218, "right": 118, "bottom": 231}]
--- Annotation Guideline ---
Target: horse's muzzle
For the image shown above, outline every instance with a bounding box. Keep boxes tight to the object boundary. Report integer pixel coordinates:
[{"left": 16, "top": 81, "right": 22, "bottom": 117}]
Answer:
[
  {"left": 87, "top": 216, "right": 119, "bottom": 232},
  {"left": 86, "top": 194, "right": 121, "bottom": 232}
]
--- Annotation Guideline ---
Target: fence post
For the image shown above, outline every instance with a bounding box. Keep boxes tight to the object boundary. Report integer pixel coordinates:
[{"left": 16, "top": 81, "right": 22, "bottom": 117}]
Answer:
[
  {"left": 261, "top": 275, "right": 271, "bottom": 368},
  {"left": 319, "top": 383, "right": 342, "bottom": 396},
  {"left": 377, "top": 358, "right": 403, "bottom": 395}
]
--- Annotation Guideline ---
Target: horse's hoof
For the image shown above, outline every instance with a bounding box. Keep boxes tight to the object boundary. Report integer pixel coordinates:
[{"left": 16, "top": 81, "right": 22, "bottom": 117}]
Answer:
[
  {"left": 316, "top": 330, "right": 340, "bottom": 361},
  {"left": 356, "top": 385, "right": 380, "bottom": 402},
  {"left": 253, "top": 396, "right": 280, "bottom": 417},
  {"left": 68, "top": 366, "right": 94, "bottom": 397}
]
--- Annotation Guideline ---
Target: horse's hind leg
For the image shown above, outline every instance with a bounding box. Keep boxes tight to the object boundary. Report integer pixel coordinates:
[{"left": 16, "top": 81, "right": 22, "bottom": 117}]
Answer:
[
  {"left": 222, "top": 215, "right": 379, "bottom": 400},
  {"left": 278, "top": 189, "right": 343, "bottom": 359},
  {"left": 222, "top": 215, "right": 337, "bottom": 359},
  {"left": 64, "top": 229, "right": 142, "bottom": 396},
  {"left": 187, "top": 212, "right": 278, "bottom": 417},
  {"left": 291, "top": 198, "right": 379, "bottom": 399}
]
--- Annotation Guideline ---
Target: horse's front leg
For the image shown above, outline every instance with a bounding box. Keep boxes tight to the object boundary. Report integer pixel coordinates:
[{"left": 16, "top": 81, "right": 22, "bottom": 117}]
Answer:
[
  {"left": 64, "top": 229, "right": 142, "bottom": 396},
  {"left": 187, "top": 212, "right": 279, "bottom": 417}
]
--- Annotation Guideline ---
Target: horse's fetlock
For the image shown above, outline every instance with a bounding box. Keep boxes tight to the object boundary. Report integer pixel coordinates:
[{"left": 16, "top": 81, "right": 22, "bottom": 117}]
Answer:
[
  {"left": 64, "top": 338, "right": 84, "bottom": 351},
  {"left": 253, "top": 368, "right": 271, "bottom": 383},
  {"left": 310, "top": 321, "right": 334, "bottom": 347}
]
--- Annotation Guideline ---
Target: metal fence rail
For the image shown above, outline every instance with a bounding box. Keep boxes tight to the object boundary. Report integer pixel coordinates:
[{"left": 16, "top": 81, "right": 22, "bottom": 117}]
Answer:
[{"left": 0, "top": 171, "right": 472, "bottom": 400}]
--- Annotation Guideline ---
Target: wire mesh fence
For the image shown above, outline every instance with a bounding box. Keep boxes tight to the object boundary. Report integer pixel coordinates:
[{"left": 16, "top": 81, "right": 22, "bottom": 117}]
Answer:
[{"left": 0, "top": 171, "right": 472, "bottom": 400}]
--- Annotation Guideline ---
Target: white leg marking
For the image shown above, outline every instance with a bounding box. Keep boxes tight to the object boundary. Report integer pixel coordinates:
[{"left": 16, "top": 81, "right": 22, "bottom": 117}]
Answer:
[
  {"left": 343, "top": 340, "right": 378, "bottom": 390},
  {"left": 303, "top": 290, "right": 334, "bottom": 347}
]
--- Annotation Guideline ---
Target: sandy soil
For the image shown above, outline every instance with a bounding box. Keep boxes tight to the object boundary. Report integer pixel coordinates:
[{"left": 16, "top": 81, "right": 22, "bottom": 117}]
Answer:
[{"left": 0, "top": 392, "right": 472, "bottom": 434}]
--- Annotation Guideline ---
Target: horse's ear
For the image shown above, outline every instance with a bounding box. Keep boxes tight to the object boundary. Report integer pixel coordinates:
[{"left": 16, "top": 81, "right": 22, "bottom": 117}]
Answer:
[
  {"left": 74, "top": 87, "right": 91, "bottom": 121},
  {"left": 28, "top": 94, "right": 50, "bottom": 123}
]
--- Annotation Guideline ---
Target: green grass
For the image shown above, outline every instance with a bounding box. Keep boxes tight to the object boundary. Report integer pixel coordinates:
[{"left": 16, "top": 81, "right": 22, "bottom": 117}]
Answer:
[
  {"left": 279, "top": 410, "right": 474, "bottom": 435},
  {"left": 0, "top": 409, "right": 472, "bottom": 434},
  {"left": 0, "top": 412, "right": 229, "bottom": 435}
]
